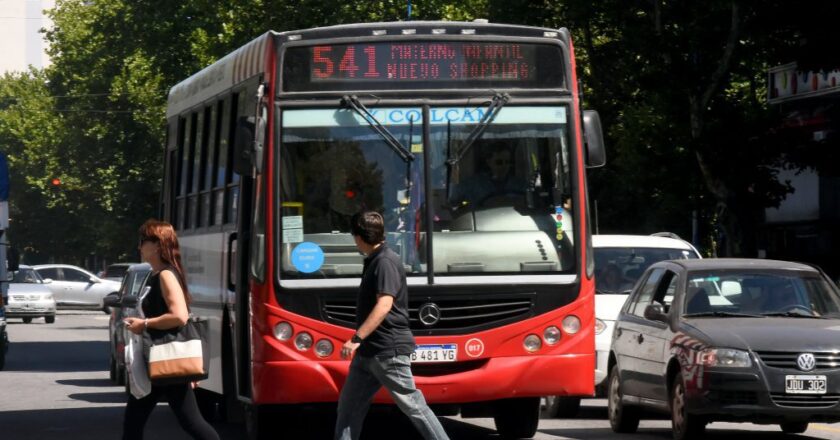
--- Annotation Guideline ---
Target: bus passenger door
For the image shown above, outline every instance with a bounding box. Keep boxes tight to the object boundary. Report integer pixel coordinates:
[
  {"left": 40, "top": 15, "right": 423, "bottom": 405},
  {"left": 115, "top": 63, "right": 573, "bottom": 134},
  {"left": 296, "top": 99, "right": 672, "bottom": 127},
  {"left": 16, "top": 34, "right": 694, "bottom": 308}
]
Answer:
[{"left": 231, "top": 77, "right": 262, "bottom": 403}]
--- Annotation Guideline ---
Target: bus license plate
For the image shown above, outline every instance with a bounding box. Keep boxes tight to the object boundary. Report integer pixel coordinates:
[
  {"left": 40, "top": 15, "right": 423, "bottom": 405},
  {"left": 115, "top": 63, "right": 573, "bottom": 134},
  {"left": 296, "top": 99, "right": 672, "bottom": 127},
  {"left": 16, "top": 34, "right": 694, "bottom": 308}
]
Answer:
[
  {"left": 411, "top": 344, "right": 457, "bottom": 363},
  {"left": 785, "top": 375, "right": 827, "bottom": 394}
]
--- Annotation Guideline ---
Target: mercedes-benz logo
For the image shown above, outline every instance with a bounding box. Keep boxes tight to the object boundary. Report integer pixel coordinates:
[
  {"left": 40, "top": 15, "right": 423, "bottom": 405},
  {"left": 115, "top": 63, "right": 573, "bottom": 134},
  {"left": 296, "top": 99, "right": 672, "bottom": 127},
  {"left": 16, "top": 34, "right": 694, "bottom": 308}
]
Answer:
[
  {"left": 797, "top": 353, "right": 816, "bottom": 372},
  {"left": 418, "top": 303, "right": 441, "bottom": 327}
]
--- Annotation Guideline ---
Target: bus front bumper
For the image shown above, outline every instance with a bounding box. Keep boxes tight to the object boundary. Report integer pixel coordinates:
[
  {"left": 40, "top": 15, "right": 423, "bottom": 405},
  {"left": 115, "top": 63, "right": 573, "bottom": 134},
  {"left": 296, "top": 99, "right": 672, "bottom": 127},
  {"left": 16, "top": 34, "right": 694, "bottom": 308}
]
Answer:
[{"left": 252, "top": 353, "right": 594, "bottom": 404}]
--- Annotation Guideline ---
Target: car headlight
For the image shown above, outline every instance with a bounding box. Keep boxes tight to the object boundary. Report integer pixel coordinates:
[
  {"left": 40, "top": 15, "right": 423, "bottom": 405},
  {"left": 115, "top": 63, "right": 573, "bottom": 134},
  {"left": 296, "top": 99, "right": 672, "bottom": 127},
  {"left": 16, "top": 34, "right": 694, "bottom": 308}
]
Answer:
[
  {"left": 594, "top": 318, "right": 607, "bottom": 335},
  {"left": 697, "top": 348, "right": 752, "bottom": 368}
]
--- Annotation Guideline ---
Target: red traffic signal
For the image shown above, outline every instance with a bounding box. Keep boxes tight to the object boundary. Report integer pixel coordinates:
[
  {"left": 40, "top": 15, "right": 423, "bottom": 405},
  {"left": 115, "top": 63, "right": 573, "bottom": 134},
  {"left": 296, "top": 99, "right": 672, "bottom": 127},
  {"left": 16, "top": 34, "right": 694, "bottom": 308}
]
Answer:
[{"left": 50, "top": 177, "right": 61, "bottom": 187}]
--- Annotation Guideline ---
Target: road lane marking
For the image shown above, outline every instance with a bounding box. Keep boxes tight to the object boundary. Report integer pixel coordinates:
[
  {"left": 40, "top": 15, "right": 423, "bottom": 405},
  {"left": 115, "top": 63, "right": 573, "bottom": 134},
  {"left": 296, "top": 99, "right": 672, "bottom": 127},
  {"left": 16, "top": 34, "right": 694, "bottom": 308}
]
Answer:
[{"left": 813, "top": 424, "right": 840, "bottom": 433}]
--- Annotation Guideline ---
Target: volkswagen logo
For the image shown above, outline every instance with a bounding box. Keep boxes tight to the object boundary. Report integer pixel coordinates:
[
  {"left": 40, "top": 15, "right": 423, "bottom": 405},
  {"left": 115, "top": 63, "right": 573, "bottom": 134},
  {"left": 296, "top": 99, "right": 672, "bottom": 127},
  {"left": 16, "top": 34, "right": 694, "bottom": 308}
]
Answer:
[
  {"left": 797, "top": 353, "right": 816, "bottom": 372},
  {"left": 418, "top": 303, "right": 441, "bottom": 327}
]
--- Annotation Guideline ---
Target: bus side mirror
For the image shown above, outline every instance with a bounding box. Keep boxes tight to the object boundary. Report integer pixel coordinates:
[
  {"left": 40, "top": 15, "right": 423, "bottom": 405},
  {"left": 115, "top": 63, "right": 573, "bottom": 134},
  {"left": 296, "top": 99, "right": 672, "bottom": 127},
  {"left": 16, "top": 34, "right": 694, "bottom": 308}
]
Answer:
[
  {"left": 583, "top": 110, "right": 606, "bottom": 168},
  {"left": 7, "top": 247, "right": 19, "bottom": 272},
  {"left": 233, "top": 117, "right": 255, "bottom": 175}
]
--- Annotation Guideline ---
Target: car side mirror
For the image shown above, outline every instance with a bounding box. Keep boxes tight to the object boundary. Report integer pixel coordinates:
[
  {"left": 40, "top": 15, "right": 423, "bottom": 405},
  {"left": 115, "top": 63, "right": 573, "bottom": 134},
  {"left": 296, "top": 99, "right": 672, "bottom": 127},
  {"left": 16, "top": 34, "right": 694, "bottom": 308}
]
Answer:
[
  {"left": 121, "top": 295, "right": 139, "bottom": 309},
  {"left": 643, "top": 303, "right": 668, "bottom": 322},
  {"left": 42, "top": 278, "right": 52, "bottom": 284},
  {"left": 88, "top": 276, "right": 100, "bottom": 284},
  {"left": 102, "top": 292, "right": 120, "bottom": 308}
]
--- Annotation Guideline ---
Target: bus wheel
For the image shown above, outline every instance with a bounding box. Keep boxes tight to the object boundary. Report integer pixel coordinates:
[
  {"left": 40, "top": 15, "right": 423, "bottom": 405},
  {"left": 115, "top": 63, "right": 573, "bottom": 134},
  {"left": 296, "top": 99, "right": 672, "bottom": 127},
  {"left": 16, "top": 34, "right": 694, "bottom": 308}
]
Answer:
[
  {"left": 543, "top": 396, "right": 581, "bottom": 418},
  {"left": 245, "top": 405, "right": 273, "bottom": 440},
  {"left": 493, "top": 397, "right": 540, "bottom": 439}
]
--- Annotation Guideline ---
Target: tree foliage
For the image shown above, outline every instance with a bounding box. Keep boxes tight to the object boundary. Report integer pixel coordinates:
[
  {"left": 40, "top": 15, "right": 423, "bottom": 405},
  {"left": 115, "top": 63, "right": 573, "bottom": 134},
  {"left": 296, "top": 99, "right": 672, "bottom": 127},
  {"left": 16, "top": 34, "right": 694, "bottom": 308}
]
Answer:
[{"left": 0, "top": 0, "right": 828, "bottom": 264}]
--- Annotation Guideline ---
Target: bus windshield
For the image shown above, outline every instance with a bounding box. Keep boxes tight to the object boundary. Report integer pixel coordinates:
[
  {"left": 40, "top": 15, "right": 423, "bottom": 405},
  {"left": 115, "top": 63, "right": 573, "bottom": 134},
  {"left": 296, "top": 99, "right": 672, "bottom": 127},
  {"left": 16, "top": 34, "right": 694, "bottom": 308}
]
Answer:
[{"left": 279, "top": 105, "right": 575, "bottom": 279}]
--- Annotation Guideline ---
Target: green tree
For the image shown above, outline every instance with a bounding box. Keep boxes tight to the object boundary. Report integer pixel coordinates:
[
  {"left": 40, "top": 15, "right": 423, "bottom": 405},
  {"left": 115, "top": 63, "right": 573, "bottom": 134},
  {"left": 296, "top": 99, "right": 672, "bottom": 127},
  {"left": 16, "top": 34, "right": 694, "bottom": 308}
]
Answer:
[{"left": 486, "top": 0, "right": 810, "bottom": 256}]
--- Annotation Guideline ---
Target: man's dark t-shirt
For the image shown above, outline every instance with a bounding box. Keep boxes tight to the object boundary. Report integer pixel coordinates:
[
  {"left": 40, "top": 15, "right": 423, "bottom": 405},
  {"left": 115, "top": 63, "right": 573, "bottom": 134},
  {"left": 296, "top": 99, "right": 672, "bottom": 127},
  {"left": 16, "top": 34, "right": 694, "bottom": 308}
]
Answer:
[{"left": 356, "top": 244, "right": 415, "bottom": 357}]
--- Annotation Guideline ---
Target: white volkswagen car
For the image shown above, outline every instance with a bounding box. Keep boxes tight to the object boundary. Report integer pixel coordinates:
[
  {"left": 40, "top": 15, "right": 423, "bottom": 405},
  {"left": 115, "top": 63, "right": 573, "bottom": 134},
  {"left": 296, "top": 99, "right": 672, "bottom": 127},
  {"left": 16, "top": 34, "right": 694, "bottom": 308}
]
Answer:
[{"left": 544, "top": 233, "right": 701, "bottom": 417}]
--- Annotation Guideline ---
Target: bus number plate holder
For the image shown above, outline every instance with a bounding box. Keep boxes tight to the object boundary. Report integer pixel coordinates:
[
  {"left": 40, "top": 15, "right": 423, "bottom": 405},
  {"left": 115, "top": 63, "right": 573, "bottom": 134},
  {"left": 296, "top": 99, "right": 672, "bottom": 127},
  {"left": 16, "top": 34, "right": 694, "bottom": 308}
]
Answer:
[{"left": 411, "top": 344, "right": 457, "bottom": 363}]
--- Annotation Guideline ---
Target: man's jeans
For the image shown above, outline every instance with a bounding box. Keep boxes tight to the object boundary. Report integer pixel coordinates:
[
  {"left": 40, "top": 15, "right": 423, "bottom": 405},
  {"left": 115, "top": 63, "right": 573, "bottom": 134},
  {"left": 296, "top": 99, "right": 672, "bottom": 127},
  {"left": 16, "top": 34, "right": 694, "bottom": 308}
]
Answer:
[{"left": 335, "top": 353, "right": 449, "bottom": 440}]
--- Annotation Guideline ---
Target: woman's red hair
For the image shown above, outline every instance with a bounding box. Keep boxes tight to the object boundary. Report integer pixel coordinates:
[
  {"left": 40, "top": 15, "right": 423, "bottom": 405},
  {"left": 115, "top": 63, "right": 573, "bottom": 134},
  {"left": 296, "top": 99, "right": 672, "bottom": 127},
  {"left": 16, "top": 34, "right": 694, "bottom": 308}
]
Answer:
[{"left": 138, "top": 219, "right": 191, "bottom": 304}]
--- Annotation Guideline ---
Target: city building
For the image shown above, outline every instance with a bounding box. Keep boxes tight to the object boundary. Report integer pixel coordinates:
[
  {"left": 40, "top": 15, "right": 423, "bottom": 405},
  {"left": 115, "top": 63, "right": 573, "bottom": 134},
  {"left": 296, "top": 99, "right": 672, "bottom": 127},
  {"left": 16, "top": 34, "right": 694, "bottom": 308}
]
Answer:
[{"left": 0, "top": 0, "right": 54, "bottom": 74}]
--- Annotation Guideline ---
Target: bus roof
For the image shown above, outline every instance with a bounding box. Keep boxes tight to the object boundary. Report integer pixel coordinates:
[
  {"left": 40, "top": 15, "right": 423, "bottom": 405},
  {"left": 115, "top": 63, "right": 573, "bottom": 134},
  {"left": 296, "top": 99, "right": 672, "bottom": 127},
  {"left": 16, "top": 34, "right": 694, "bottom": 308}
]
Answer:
[{"left": 167, "top": 31, "right": 275, "bottom": 118}]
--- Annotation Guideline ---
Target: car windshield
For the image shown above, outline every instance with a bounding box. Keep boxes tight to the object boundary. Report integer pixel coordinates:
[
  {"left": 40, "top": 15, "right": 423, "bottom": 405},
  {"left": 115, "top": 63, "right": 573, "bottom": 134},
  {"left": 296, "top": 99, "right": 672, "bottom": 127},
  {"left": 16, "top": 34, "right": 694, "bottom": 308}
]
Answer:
[
  {"left": 595, "top": 246, "right": 698, "bottom": 293},
  {"left": 683, "top": 270, "right": 840, "bottom": 318},
  {"left": 12, "top": 268, "right": 43, "bottom": 284}
]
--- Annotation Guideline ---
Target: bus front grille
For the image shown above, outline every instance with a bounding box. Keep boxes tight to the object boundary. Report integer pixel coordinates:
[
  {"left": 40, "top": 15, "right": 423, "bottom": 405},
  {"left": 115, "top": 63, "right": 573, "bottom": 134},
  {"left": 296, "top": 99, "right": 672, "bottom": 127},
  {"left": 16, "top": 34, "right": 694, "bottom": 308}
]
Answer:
[{"left": 323, "top": 296, "right": 534, "bottom": 331}]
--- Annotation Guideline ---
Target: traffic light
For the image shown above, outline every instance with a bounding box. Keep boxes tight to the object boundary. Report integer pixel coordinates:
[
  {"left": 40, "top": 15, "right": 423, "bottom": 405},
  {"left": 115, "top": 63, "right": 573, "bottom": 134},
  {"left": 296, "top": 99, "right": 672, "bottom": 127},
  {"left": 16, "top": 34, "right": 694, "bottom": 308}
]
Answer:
[{"left": 50, "top": 177, "right": 61, "bottom": 187}]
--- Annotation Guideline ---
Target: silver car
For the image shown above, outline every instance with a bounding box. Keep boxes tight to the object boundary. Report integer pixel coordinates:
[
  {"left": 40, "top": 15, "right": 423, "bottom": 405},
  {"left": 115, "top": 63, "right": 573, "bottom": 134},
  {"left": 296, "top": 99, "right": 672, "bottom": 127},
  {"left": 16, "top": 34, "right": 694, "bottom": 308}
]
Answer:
[
  {"left": 7, "top": 265, "right": 56, "bottom": 323},
  {"left": 33, "top": 264, "right": 121, "bottom": 312}
]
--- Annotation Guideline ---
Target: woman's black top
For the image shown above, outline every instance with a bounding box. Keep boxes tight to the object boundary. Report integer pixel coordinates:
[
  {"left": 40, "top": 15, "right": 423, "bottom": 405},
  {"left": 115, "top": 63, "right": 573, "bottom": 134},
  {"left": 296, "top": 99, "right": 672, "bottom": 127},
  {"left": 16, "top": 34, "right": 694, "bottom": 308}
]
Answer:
[{"left": 142, "top": 267, "right": 185, "bottom": 340}]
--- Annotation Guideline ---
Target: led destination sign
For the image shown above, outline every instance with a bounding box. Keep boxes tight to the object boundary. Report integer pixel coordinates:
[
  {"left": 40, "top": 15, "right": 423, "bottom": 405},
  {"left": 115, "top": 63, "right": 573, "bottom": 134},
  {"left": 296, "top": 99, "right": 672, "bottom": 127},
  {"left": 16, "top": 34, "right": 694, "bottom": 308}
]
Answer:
[{"left": 282, "top": 41, "right": 565, "bottom": 92}]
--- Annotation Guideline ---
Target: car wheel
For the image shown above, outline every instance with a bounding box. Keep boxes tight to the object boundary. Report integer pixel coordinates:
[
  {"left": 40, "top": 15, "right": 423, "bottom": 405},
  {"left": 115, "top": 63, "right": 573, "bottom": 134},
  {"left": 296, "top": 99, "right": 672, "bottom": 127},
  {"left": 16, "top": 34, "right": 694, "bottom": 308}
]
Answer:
[
  {"left": 45, "top": 315, "right": 55, "bottom": 324},
  {"left": 109, "top": 356, "right": 117, "bottom": 382},
  {"left": 543, "top": 395, "right": 581, "bottom": 418},
  {"left": 22, "top": 317, "right": 32, "bottom": 324},
  {"left": 671, "top": 373, "right": 706, "bottom": 440},
  {"left": 780, "top": 422, "right": 808, "bottom": 434},
  {"left": 116, "top": 361, "right": 126, "bottom": 386},
  {"left": 0, "top": 334, "right": 6, "bottom": 370},
  {"left": 608, "top": 364, "right": 640, "bottom": 433}
]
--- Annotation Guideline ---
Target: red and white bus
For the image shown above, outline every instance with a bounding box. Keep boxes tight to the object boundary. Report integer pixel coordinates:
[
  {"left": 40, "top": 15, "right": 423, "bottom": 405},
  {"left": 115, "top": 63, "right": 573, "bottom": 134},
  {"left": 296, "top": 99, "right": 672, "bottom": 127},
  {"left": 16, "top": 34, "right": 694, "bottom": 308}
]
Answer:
[{"left": 162, "top": 20, "right": 605, "bottom": 439}]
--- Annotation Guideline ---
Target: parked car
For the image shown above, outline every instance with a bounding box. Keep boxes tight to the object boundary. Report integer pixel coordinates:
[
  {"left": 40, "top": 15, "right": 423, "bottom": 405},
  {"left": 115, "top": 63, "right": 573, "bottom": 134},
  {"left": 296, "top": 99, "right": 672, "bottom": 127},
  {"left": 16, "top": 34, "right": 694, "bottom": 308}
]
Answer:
[
  {"left": 544, "top": 233, "right": 701, "bottom": 417},
  {"left": 0, "top": 300, "right": 7, "bottom": 370},
  {"left": 6, "top": 265, "right": 56, "bottom": 324},
  {"left": 33, "top": 264, "right": 121, "bottom": 312},
  {"left": 99, "top": 262, "right": 139, "bottom": 282},
  {"left": 608, "top": 258, "right": 840, "bottom": 439},
  {"left": 104, "top": 263, "right": 150, "bottom": 387}
]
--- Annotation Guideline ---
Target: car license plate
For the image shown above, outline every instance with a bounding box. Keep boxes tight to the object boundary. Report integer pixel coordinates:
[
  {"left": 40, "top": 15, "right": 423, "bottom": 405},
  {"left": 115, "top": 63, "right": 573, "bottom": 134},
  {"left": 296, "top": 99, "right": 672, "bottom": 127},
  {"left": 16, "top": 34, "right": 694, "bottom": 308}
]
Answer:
[
  {"left": 785, "top": 375, "right": 827, "bottom": 394},
  {"left": 410, "top": 344, "right": 457, "bottom": 363}
]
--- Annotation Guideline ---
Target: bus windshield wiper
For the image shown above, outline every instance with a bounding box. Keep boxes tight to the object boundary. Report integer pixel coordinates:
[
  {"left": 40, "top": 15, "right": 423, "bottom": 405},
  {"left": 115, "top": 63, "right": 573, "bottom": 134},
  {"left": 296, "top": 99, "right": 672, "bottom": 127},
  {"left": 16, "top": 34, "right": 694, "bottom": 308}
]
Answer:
[
  {"left": 447, "top": 92, "right": 510, "bottom": 167},
  {"left": 341, "top": 95, "right": 414, "bottom": 163}
]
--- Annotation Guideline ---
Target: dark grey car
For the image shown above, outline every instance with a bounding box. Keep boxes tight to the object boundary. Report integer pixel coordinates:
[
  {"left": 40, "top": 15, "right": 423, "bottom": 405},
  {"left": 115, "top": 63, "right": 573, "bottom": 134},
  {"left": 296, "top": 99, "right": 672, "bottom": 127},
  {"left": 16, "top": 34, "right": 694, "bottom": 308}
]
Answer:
[
  {"left": 608, "top": 258, "right": 840, "bottom": 440},
  {"left": 104, "top": 263, "right": 151, "bottom": 387}
]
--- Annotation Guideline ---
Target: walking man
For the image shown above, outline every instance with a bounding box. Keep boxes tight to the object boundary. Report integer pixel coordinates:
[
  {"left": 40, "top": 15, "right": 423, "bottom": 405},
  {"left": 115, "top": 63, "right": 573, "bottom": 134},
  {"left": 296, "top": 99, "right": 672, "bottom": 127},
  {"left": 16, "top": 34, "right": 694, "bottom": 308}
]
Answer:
[{"left": 334, "top": 211, "right": 450, "bottom": 440}]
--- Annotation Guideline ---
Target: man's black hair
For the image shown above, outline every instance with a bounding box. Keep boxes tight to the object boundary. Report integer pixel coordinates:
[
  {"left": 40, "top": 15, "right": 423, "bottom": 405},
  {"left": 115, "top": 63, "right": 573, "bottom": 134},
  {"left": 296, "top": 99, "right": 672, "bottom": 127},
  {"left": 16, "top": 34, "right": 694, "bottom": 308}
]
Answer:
[{"left": 350, "top": 211, "right": 385, "bottom": 245}]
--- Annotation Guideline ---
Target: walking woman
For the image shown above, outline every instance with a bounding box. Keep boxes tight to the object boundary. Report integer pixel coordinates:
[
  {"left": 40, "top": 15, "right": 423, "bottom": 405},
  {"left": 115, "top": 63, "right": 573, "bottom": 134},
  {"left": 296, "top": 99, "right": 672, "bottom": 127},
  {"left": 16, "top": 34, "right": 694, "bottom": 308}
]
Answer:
[{"left": 122, "top": 219, "right": 219, "bottom": 440}]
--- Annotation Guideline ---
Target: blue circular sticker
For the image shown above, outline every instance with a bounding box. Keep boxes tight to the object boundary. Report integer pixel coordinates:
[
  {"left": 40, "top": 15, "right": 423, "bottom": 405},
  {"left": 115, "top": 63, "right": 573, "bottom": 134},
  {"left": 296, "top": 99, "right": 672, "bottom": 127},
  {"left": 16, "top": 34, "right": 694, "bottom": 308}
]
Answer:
[{"left": 291, "top": 242, "right": 325, "bottom": 273}]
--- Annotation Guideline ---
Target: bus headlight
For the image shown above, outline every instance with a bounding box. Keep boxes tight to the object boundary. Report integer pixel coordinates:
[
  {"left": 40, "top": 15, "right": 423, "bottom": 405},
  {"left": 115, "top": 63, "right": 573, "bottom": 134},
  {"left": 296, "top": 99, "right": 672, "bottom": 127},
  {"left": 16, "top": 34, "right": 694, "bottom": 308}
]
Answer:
[
  {"left": 294, "top": 332, "right": 313, "bottom": 351},
  {"left": 274, "top": 322, "right": 293, "bottom": 341},
  {"left": 562, "top": 315, "right": 581, "bottom": 335},
  {"left": 523, "top": 334, "right": 542, "bottom": 352},
  {"left": 315, "top": 339, "right": 334, "bottom": 358},
  {"left": 594, "top": 318, "right": 607, "bottom": 335},
  {"left": 543, "top": 326, "right": 561, "bottom": 345}
]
